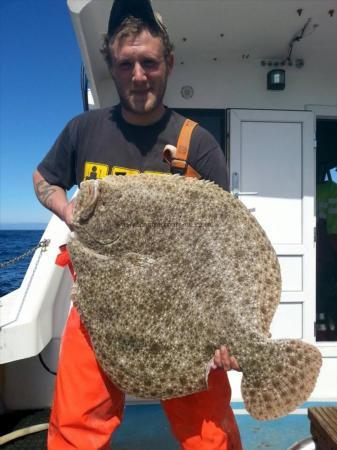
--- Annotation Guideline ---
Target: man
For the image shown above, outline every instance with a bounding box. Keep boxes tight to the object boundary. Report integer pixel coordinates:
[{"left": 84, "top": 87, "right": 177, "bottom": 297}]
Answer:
[{"left": 33, "top": 1, "right": 242, "bottom": 449}]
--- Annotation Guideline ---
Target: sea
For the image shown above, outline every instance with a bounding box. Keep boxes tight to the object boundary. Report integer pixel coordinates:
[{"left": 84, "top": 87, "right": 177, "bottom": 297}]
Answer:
[{"left": 0, "top": 230, "right": 44, "bottom": 297}]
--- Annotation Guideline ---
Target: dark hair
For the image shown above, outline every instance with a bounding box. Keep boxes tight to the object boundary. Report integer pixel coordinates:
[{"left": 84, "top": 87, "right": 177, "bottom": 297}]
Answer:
[{"left": 100, "top": 16, "right": 174, "bottom": 69}]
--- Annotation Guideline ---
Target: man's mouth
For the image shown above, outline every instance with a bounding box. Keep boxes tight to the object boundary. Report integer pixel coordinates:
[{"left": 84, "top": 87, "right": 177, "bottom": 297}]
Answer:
[{"left": 132, "top": 90, "right": 150, "bottom": 96}]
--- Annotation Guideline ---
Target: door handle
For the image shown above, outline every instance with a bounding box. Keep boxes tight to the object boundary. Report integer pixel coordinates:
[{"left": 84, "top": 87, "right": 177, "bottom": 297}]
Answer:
[{"left": 231, "top": 172, "right": 258, "bottom": 198}]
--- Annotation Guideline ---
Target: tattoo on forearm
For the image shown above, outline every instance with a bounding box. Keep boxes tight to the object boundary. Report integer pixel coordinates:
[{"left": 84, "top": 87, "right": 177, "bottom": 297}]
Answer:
[{"left": 35, "top": 180, "right": 58, "bottom": 210}]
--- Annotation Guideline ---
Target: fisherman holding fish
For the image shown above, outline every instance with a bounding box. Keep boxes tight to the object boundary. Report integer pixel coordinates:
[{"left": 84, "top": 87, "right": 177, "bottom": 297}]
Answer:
[{"left": 33, "top": 1, "right": 242, "bottom": 448}]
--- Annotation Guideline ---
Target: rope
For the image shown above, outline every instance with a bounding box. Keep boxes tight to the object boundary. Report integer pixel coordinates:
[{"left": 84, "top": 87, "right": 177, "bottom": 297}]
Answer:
[
  {"left": 0, "top": 423, "right": 49, "bottom": 446},
  {"left": 0, "top": 239, "right": 50, "bottom": 269},
  {"left": 39, "top": 353, "right": 57, "bottom": 376}
]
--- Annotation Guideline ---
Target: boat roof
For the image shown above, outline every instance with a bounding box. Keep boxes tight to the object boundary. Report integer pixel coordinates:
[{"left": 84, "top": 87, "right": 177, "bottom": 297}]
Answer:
[{"left": 67, "top": 0, "right": 337, "bottom": 108}]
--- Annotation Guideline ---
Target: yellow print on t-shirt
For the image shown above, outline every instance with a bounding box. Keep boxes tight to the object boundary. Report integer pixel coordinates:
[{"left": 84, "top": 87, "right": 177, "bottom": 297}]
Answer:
[
  {"left": 111, "top": 166, "right": 140, "bottom": 176},
  {"left": 83, "top": 162, "right": 169, "bottom": 181},
  {"left": 84, "top": 162, "right": 109, "bottom": 181}
]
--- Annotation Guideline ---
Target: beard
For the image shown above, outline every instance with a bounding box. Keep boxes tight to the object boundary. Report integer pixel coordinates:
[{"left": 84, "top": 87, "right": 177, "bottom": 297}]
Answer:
[
  {"left": 114, "top": 71, "right": 169, "bottom": 117},
  {"left": 119, "top": 89, "right": 164, "bottom": 115}
]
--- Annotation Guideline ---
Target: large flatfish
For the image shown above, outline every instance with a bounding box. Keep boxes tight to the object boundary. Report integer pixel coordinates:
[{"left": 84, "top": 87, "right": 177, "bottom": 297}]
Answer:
[{"left": 68, "top": 174, "right": 321, "bottom": 420}]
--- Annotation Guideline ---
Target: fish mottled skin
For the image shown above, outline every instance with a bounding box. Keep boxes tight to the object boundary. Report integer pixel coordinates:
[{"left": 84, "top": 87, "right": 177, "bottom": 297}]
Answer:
[{"left": 68, "top": 174, "right": 322, "bottom": 420}]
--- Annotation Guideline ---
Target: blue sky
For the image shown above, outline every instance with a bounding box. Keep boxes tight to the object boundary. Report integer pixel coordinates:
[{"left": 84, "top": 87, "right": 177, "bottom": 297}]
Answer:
[{"left": 0, "top": 0, "right": 83, "bottom": 227}]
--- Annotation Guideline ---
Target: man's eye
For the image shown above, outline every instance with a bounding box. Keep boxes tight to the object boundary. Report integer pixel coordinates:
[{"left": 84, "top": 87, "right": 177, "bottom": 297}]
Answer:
[
  {"left": 142, "top": 60, "right": 158, "bottom": 69},
  {"left": 119, "top": 61, "right": 133, "bottom": 70}
]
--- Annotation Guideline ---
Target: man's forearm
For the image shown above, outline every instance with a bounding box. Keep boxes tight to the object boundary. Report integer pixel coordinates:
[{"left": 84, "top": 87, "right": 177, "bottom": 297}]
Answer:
[{"left": 33, "top": 170, "right": 70, "bottom": 224}]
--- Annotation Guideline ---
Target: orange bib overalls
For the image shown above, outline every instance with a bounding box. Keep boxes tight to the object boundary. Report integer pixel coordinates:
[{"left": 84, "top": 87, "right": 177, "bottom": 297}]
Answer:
[{"left": 48, "top": 120, "right": 243, "bottom": 450}]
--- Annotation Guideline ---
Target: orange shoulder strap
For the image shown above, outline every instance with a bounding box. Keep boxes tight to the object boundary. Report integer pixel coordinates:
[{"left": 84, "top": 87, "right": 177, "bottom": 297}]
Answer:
[
  {"left": 176, "top": 119, "right": 198, "bottom": 161},
  {"left": 163, "top": 119, "right": 201, "bottom": 179}
]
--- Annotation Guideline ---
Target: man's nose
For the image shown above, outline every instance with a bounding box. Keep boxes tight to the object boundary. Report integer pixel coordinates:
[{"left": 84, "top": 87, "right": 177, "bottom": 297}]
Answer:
[{"left": 132, "top": 62, "right": 147, "bottom": 83}]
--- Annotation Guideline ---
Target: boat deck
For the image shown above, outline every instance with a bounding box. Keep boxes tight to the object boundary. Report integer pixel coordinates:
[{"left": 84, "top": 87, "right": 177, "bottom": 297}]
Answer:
[
  {"left": 112, "top": 402, "right": 314, "bottom": 450},
  {"left": 1, "top": 402, "right": 336, "bottom": 449}
]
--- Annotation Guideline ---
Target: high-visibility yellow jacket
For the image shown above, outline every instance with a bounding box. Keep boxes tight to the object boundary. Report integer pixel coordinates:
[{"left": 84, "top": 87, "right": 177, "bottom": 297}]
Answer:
[{"left": 317, "top": 180, "right": 337, "bottom": 235}]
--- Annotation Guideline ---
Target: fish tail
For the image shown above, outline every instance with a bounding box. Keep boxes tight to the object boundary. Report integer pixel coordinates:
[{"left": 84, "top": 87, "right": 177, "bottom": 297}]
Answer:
[{"left": 241, "top": 339, "right": 322, "bottom": 420}]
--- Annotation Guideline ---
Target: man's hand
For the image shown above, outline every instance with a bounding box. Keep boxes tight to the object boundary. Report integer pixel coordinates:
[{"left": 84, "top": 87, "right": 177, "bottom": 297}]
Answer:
[
  {"left": 211, "top": 346, "right": 241, "bottom": 371},
  {"left": 61, "top": 199, "right": 76, "bottom": 231}
]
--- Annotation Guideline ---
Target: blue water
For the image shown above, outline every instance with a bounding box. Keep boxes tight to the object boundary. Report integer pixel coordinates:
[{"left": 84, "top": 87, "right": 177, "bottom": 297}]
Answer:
[{"left": 0, "top": 230, "right": 44, "bottom": 297}]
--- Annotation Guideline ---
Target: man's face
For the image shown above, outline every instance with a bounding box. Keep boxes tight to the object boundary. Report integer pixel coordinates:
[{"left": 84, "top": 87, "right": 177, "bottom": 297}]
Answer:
[{"left": 110, "top": 29, "right": 174, "bottom": 123}]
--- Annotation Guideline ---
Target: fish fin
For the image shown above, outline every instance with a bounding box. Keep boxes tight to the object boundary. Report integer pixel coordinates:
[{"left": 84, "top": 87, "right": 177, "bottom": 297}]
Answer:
[{"left": 241, "top": 339, "right": 322, "bottom": 420}]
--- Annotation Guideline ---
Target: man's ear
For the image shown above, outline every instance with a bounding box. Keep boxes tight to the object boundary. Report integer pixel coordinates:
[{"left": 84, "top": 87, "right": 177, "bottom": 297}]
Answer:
[
  {"left": 110, "top": 61, "right": 118, "bottom": 81},
  {"left": 167, "top": 52, "right": 174, "bottom": 75}
]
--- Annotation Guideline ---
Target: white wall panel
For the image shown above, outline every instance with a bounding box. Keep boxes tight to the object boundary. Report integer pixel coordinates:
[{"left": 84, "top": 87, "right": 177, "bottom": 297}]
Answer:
[
  {"left": 278, "top": 256, "right": 303, "bottom": 292},
  {"left": 270, "top": 303, "right": 303, "bottom": 339},
  {"left": 241, "top": 121, "right": 302, "bottom": 244}
]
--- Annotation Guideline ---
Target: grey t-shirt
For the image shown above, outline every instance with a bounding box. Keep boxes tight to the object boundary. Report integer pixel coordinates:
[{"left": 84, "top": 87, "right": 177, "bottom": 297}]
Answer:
[{"left": 38, "top": 105, "right": 229, "bottom": 190}]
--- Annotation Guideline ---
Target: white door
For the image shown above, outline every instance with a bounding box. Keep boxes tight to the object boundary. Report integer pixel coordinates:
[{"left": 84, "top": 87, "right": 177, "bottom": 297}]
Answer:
[{"left": 228, "top": 109, "right": 316, "bottom": 343}]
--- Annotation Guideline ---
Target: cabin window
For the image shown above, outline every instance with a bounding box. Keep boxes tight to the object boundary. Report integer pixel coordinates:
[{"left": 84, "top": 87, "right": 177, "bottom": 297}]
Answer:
[{"left": 316, "top": 119, "right": 337, "bottom": 341}]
